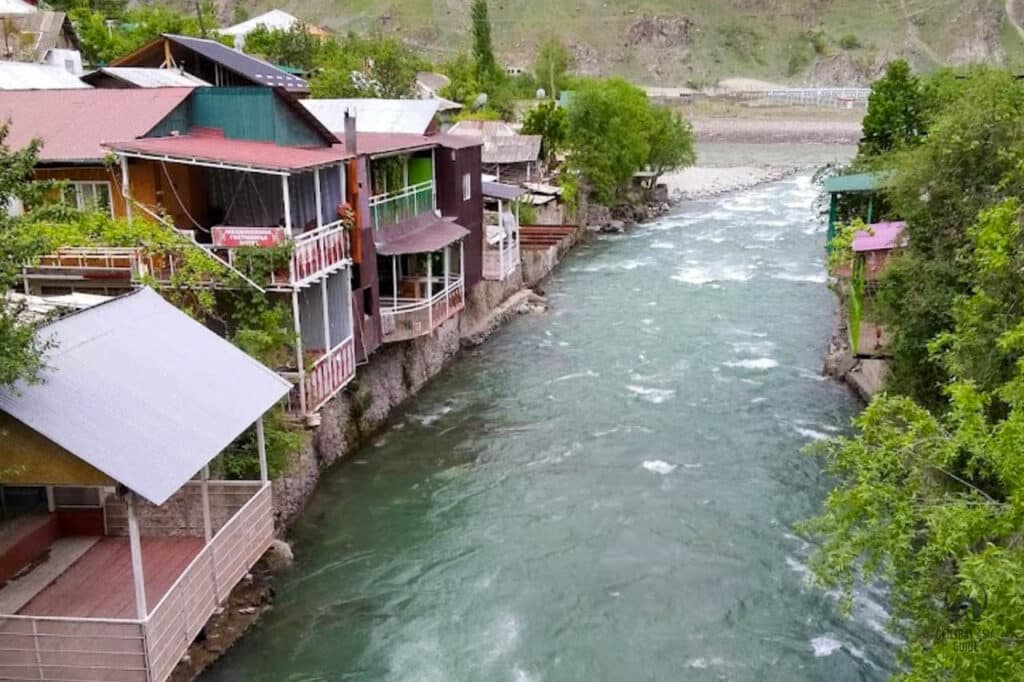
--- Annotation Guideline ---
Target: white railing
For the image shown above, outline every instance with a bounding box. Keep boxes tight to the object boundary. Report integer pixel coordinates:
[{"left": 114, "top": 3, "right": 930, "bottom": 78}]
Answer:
[
  {"left": 483, "top": 236, "right": 520, "bottom": 281},
  {"left": 369, "top": 180, "right": 434, "bottom": 229},
  {"left": 282, "top": 335, "right": 356, "bottom": 416},
  {"left": 0, "top": 483, "right": 271, "bottom": 682},
  {"left": 763, "top": 87, "right": 871, "bottom": 109},
  {"left": 144, "top": 482, "right": 273, "bottom": 682},
  {"left": 284, "top": 220, "right": 350, "bottom": 288},
  {"left": 0, "top": 615, "right": 147, "bottom": 682},
  {"left": 380, "top": 276, "right": 464, "bottom": 342}
]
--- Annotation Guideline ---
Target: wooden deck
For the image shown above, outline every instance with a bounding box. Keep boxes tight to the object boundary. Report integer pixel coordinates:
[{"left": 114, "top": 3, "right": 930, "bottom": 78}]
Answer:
[
  {"left": 17, "top": 537, "right": 203, "bottom": 619},
  {"left": 519, "top": 224, "right": 576, "bottom": 250}
]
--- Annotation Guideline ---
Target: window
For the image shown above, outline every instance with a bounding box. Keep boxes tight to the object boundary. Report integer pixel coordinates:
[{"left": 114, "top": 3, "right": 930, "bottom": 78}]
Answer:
[
  {"left": 462, "top": 173, "right": 472, "bottom": 201},
  {"left": 63, "top": 181, "right": 113, "bottom": 216}
]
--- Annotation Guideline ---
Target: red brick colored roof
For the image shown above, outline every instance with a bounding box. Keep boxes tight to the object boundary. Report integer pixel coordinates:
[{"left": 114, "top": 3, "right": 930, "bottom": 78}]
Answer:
[
  {"left": 0, "top": 88, "right": 194, "bottom": 163},
  {"left": 106, "top": 130, "right": 352, "bottom": 173}
]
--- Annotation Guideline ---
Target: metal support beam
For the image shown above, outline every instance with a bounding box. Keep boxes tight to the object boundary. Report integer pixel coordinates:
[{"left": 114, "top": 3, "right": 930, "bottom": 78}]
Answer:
[
  {"left": 391, "top": 256, "right": 398, "bottom": 311},
  {"left": 200, "top": 466, "right": 212, "bottom": 543},
  {"left": 127, "top": 493, "right": 147, "bottom": 620},
  {"left": 427, "top": 251, "right": 433, "bottom": 328},
  {"left": 444, "top": 245, "right": 450, "bottom": 316},
  {"left": 282, "top": 175, "right": 293, "bottom": 237},
  {"left": 320, "top": 277, "right": 331, "bottom": 350},
  {"left": 120, "top": 156, "right": 133, "bottom": 222},
  {"left": 291, "top": 290, "right": 307, "bottom": 416},
  {"left": 256, "top": 418, "right": 268, "bottom": 484},
  {"left": 313, "top": 168, "right": 323, "bottom": 228}
]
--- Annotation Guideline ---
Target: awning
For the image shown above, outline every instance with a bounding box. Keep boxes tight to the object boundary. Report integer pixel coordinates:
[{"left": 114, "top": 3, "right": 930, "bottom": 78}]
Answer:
[
  {"left": 0, "top": 288, "right": 291, "bottom": 505},
  {"left": 482, "top": 180, "right": 524, "bottom": 201},
  {"left": 375, "top": 212, "right": 469, "bottom": 256},
  {"left": 823, "top": 172, "right": 885, "bottom": 193}
]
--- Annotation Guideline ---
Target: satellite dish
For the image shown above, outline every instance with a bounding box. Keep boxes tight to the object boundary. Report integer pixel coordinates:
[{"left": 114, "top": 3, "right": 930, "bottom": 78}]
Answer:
[
  {"left": 536, "top": 88, "right": 546, "bottom": 99},
  {"left": 472, "top": 93, "right": 488, "bottom": 110}
]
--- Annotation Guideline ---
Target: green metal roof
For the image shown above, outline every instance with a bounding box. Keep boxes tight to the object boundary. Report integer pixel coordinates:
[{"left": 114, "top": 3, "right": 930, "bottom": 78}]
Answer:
[{"left": 823, "top": 172, "right": 881, "bottom": 193}]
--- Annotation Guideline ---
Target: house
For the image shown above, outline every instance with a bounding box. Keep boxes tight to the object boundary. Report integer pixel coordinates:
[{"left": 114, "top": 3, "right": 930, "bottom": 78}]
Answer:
[
  {"left": 0, "top": 0, "right": 79, "bottom": 67},
  {"left": 300, "top": 98, "right": 441, "bottom": 135},
  {"left": 823, "top": 172, "right": 887, "bottom": 248},
  {"left": 82, "top": 66, "right": 210, "bottom": 88},
  {"left": 481, "top": 180, "right": 522, "bottom": 281},
  {"left": 413, "top": 71, "right": 463, "bottom": 116},
  {"left": 343, "top": 130, "right": 484, "bottom": 344},
  {"left": 0, "top": 61, "right": 90, "bottom": 89},
  {"left": 219, "top": 9, "right": 329, "bottom": 50},
  {"left": 111, "top": 33, "right": 308, "bottom": 94},
  {"left": 7, "top": 86, "right": 358, "bottom": 420},
  {"left": 0, "top": 287, "right": 289, "bottom": 682},
  {"left": 852, "top": 221, "right": 907, "bottom": 281},
  {"left": 447, "top": 120, "right": 542, "bottom": 184}
]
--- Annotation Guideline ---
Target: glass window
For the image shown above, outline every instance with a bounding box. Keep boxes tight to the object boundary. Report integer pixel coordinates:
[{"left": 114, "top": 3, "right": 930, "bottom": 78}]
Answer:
[
  {"left": 65, "top": 181, "right": 114, "bottom": 217},
  {"left": 462, "top": 173, "right": 471, "bottom": 201}
]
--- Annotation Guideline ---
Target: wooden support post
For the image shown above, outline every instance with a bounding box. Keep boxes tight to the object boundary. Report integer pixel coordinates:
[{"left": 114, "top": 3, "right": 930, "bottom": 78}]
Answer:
[
  {"left": 313, "top": 168, "right": 323, "bottom": 228},
  {"left": 320, "top": 277, "right": 331, "bottom": 351},
  {"left": 120, "top": 156, "right": 133, "bottom": 223},
  {"left": 281, "top": 175, "right": 293, "bottom": 237},
  {"left": 200, "top": 467, "right": 212, "bottom": 543},
  {"left": 127, "top": 493, "right": 147, "bottom": 620},
  {"left": 256, "top": 418, "right": 268, "bottom": 484}
]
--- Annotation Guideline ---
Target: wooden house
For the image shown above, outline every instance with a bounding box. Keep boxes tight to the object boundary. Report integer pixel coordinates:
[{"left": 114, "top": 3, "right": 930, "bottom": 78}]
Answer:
[
  {"left": 110, "top": 33, "right": 308, "bottom": 94},
  {"left": 6, "top": 86, "right": 359, "bottom": 421},
  {"left": 446, "top": 120, "right": 541, "bottom": 185},
  {"left": 0, "top": 287, "right": 289, "bottom": 682}
]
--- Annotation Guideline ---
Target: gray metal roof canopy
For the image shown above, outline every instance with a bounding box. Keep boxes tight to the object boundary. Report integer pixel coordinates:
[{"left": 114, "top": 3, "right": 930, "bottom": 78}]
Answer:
[{"left": 0, "top": 288, "right": 291, "bottom": 505}]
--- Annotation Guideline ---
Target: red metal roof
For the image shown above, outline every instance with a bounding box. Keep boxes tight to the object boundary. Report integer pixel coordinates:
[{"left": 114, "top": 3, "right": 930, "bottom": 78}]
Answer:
[
  {"left": 0, "top": 88, "right": 194, "bottom": 163},
  {"left": 375, "top": 212, "right": 470, "bottom": 255},
  {"left": 333, "top": 131, "right": 482, "bottom": 157},
  {"left": 106, "top": 130, "right": 352, "bottom": 173}
]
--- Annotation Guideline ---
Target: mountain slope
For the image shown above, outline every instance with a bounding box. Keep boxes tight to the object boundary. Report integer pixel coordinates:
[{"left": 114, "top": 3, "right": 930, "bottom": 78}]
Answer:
[{"left": 225, "top": 0, "right": 1024, "bottom": 85}]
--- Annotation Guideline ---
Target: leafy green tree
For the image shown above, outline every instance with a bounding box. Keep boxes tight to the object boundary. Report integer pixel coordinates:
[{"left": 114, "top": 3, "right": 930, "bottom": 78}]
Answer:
[
  {"left": 0, "top": 124, "right": 55, "bottom": 388},
  {"left": 471, "top": 0, "right": 498, "bottom": 85},
  {"left": 859, "top": 60, "right": 928, "bottom": 157},
  {"left": 310, "top": 33, "right": 427, "bottom": 98},
  {"left": 804, "top": 199, "right": 1024, "bottom": 680},
  {"left": 644, "top": 105, "right": 695, "bottom": 177},
  {"left": 565, "top": 78, "right": 653, "bottom": 204},
  {"left": 522, "top": 100, "right": 568, "bottom": 164},
  {"left": 534, "top": 35, "right": 572, "bottom": 98},
  {"left": 241, "top": 24, "right": 323, "bottom": 71},
  {"left": 72, "top": 4, "right": 220, "bottom": 65}
]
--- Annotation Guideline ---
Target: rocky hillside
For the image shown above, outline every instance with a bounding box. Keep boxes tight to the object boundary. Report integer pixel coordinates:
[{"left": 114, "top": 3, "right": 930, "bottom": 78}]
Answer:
[{"left": 218, "top": 0, "right": 1024, "bottom": 85}]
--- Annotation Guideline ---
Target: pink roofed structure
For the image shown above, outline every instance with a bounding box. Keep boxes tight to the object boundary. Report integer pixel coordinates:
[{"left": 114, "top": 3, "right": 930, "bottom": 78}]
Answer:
[{"left": 852, "top": 221, "right": 907, "bottom": 253}]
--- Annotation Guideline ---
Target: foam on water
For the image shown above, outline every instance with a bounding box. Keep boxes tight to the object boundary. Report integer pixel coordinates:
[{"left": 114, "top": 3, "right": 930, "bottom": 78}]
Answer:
[
  {"left": 811, "top": 636, "right": 843, "bottom": 657},
  {"left": 723, "top": 358, "right": 779, "bottom": 370},
  {"left": 626, "top": 385, "right": 677, "bottom": 404},
  {"left": 642, "top": 460, "right": 677, "bottom": 475}
]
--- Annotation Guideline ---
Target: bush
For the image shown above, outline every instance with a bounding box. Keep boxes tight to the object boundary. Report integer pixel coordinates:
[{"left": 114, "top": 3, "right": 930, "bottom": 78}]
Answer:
[{"left": 839, "top": 33, "right": 861, "bottom": 50}]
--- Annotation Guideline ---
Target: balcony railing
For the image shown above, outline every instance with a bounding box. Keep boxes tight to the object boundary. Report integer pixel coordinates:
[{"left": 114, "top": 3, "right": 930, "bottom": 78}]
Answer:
[
  {"left": 223, "top": 219, "right": 350, "bottom": 290},
  {"left": 281, "top": 335, "right": 356, "bottom": 417},
  {"left": 0, "top": 482, "right": 272, "bottom": 682},
  {"left": 369, "top": 180, "right": 434, "bottom": 229},
  {"left": 483, "top": 211, "right": 520, "bottom": 281},
  {"left": 380, "top": 276, "right": 464, "bottom": 342}
]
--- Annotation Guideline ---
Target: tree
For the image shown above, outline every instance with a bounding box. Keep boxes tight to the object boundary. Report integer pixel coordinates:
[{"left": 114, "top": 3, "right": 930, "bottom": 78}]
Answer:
[
  {"left": 470, "top": 0, "right": 498, "bottom": 86},
  {"left": 565, "top": 78, "right": 654, "bottom": 204},
  {"left": 859, "top": 59, "right": 928, "bottom": 157},
  {"left": 804, "top": 199, "right": 1024, "bottom": 680},
  {"left": 0, "top": 124, "right": 54, "bottom": 388},
  {"left": 522, "top": 100, "right": 568, "bottom": 164},
  {"left": 71, "top": 4, "right": 221, "bottom": 65},
  {"left": 310, "top": 33, "right": 427, "bottom": 99},
  {"left": 242, "top": 24, "right": 322, "bottom": 71},
  {"left": 644, "top": 105, "right": 695, "bottom": 177},
  {"left": 534, "top": 35, "right": 572, "bottom": 98}
]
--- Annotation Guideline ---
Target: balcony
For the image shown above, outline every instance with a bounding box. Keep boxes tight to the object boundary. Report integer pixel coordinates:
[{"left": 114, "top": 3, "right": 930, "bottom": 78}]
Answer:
[
  {"left": 0, "top": 482, "right": 273, "bottom": 682},
  {"left": 369, "top": 180, "right": 434, "bottom": 229},
  {"left": 282, "top": 335, "right": 357, "bottom": 418},
  {"left": 482, "top": 210, "right": 520, "bottom": 281},
  {"left": 380, "top": 275, "right": 464, "bottom": 343}
]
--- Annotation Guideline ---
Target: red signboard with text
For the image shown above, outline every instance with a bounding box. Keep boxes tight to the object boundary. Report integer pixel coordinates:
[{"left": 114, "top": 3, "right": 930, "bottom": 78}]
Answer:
[{"left": 212, "top": 226, "right": 287, "bottom": 248}]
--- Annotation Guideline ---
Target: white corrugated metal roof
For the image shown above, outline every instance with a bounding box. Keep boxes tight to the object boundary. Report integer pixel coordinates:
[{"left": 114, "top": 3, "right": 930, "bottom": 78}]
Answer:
[
  {"left": 300, "top": 98, "right": 440, "bottom": 135},
  {"left": 220, "top": 9, "right": 299, "bottom": 36},
  {"left": 0, "top": 61, "right": 89, "bottom": 90},
  {"left": 91, "top": 67, "right": 210, "bottom": 88},
  {"left": 0, "top": 288, "right": 291, "bottom": 505},
  {"left": 0, "top": 0, "right": 35, "bottom": 16}
]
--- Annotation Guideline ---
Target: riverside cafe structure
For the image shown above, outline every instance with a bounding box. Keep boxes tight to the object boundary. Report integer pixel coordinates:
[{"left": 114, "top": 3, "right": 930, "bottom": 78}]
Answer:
[{"left": 0, "top": 288, "right": 290, "bottom": 682}]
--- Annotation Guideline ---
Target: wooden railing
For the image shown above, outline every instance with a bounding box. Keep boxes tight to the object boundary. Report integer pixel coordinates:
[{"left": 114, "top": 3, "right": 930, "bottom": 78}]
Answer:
[
  {"left": 369, "top": 180, "right": 434, "bottom": 229},
  {"left": 144, "top": 482, "right": 273, "bottom": 682},
  {"left": 0, "top": 615, "right": 147, "bottom": 681},
  {"left": 380, "top": 276, "right": 464, "bottom": 342}
]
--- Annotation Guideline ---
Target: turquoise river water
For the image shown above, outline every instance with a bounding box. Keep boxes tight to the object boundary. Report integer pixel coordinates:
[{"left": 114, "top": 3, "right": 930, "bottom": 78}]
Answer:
[{"left": 204, "top": 173, "right": 895, "bottom": 681}]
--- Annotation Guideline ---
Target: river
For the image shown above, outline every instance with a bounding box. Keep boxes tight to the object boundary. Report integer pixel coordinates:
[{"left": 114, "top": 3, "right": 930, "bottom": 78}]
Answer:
[{"left": 204, "top": 170, "right": 895, "bottom": 681}]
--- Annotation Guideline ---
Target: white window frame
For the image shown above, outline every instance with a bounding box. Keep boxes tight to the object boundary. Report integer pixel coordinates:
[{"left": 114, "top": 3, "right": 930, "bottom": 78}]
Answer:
[
  {"left": 65, "top": 180, "right": 114, "bottom": 217},
  {"left": 462, "top": 173, "right": 472, "bottom": 201}
]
